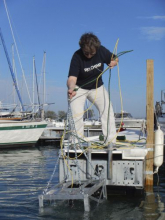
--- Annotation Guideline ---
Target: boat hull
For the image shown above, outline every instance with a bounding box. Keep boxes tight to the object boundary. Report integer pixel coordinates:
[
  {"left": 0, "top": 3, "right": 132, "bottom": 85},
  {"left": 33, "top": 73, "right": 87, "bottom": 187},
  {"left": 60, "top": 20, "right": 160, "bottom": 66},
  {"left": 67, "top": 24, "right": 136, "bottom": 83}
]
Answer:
[
  {"left": 115, "top": 119, "right": 145, "bottom": 128},
  {"left": 0, "top": 121, "right": 47, "bottom": 147}
]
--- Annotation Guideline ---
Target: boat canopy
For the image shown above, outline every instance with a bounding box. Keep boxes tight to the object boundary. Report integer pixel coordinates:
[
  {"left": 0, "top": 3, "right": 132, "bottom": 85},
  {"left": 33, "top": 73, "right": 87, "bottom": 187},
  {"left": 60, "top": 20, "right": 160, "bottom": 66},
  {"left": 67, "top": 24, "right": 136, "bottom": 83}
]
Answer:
[{"left": 115, "top": 112, "right": 133, "bottom": 118}]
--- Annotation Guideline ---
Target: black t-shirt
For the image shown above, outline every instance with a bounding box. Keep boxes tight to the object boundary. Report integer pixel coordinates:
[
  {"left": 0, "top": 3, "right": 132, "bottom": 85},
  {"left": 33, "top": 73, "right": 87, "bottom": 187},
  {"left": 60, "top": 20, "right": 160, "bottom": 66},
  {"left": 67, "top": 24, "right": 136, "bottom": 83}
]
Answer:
[{"left": 68, "top": 45, "right": 114, "bottom": 89}]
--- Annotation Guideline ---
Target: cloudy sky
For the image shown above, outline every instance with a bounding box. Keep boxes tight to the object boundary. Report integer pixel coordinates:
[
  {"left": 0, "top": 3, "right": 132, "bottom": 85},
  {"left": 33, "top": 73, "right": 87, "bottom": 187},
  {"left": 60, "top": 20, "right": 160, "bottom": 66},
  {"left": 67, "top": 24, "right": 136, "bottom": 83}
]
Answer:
[{"left": 0, "top": 0, "right": 164, "bottom": 118}]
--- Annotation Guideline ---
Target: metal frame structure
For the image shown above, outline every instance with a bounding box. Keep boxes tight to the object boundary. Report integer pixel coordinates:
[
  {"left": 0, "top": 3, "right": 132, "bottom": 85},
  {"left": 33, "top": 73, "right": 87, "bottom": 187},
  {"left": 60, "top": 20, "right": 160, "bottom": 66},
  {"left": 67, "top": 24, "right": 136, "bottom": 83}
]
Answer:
[{"left": 39, "top": 179, "right": 107, "bottom": 212}]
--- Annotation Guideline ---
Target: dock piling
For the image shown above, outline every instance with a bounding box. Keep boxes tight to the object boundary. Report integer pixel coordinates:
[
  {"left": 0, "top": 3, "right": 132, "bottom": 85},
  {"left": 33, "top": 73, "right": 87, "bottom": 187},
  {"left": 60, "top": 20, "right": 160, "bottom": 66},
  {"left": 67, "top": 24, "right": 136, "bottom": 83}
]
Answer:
[{"left": 146, "top": 59, "right": 154, "bottom": 186}]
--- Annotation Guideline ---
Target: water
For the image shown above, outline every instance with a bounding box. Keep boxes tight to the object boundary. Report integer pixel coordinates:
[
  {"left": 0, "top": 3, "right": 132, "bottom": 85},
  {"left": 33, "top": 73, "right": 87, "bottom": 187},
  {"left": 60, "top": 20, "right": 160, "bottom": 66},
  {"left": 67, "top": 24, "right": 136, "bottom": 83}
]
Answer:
[{"left": 0, "top": 143, "right": 164, "bottom": 220}]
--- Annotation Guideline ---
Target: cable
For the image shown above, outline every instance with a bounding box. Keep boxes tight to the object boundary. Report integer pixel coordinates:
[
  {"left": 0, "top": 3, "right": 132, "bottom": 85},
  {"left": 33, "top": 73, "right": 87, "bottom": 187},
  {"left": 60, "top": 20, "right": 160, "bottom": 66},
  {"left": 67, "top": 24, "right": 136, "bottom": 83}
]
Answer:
[{"left": 4, "top": 0, "right": 32, "bottom": 106}]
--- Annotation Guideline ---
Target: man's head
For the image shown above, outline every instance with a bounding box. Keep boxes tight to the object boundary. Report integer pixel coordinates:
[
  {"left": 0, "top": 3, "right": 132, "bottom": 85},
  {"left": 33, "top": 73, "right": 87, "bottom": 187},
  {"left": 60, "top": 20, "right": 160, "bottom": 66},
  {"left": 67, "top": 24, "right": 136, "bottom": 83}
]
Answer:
[{"left": 79, "top": 33, "right": 101, "bottom": 58}]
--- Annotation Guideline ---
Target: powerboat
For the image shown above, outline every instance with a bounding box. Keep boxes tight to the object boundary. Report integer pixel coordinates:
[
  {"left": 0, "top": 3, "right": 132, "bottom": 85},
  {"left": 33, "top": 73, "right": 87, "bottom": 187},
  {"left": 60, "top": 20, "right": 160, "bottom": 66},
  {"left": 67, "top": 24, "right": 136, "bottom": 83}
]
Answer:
[{"left": 115, "top": 111, "right": 146, "bottom": 128}]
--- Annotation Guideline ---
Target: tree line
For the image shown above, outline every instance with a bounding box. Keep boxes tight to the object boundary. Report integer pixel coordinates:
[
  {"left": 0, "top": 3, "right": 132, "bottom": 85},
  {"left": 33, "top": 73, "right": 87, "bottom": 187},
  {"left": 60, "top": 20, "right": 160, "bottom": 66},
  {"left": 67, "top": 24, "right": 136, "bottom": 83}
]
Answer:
[
  {"left": 44, "top": 109, "right": 95, "bottom": 120},
  {"left": 44, "top": 110, "right": 67, "bottom": 120}
]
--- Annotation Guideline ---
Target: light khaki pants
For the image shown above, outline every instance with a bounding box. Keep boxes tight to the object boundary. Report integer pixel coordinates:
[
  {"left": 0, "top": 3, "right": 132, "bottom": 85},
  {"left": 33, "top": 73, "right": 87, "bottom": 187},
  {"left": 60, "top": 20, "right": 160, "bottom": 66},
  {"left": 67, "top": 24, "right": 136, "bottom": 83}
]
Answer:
[{"left": 70, "top": 85, "right": 116, "bottom": 144}]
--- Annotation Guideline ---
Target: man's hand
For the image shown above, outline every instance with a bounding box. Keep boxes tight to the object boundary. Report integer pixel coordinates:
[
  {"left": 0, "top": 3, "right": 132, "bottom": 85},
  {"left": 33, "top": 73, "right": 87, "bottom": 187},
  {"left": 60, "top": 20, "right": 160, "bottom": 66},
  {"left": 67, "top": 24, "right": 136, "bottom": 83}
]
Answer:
[
  {"left": 109, "top": 58, "right": 119, "bottom": 69},
  {"left": 68, "top": 89, "right": 76, "bottom": 99},
  {"left": 67, "top": 76, "right": 77, "bottom": 99}
]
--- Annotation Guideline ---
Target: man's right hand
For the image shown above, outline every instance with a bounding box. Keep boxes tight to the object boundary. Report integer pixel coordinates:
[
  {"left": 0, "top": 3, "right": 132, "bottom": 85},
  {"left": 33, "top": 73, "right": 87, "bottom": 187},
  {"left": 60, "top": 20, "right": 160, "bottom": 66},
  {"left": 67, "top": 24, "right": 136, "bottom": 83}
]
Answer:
[
  {"left": 68, "top": 89, "right": 76, "bottom": 99},
  {"left": 67, "top": 76, "right": 77, "bottom": 99}
]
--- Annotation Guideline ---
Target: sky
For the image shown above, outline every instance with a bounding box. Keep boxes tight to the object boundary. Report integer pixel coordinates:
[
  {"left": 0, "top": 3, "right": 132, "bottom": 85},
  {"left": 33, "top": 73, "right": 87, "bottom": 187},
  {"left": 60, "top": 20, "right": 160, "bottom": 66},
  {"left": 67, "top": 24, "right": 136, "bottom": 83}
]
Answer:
[{"left": 0, "top": 0, "right": 165, "bottom": 118}]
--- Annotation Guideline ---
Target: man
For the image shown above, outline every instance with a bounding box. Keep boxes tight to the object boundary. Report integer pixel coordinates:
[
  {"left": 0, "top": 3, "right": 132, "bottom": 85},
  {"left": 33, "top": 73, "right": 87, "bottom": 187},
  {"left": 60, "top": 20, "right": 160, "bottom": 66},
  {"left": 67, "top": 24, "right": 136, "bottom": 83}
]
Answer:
[{"left": 67, "top": 32, "right": 118, "bottom": 144}]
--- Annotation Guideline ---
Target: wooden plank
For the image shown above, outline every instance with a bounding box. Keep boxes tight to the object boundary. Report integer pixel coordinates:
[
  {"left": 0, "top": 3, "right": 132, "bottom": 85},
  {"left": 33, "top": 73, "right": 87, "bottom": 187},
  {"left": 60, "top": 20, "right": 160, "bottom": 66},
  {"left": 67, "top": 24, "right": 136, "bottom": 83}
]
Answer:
[{"left": 146, "top": 59, "right": 154, "bottom": 186}]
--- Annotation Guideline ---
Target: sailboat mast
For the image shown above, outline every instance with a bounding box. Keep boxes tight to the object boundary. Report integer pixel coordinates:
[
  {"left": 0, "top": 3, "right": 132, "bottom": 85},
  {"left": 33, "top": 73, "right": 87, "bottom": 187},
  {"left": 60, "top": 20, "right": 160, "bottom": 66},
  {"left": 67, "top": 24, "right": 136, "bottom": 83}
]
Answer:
[
  {"left": 0, "top": 28, "right": 25, "bottom": 112},
  {"left": 33, "top": 56, "right": 41, "bottom": 115},
  {"left": 33, "top": 56, "right": 35, "bottom": 115},
  {"left": 12, "top": 44, "right": 15, "bottom": 105},
  {"left": 43, "top": 52, "right": 46, "bottom": 108}
]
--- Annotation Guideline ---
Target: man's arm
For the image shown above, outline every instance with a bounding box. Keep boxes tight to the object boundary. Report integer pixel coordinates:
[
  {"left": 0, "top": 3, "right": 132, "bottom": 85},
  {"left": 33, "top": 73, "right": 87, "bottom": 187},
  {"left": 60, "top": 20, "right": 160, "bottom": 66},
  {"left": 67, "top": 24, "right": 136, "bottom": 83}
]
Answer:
[{"left": 67, "top": 76, "right": 77, "bottom": 99}]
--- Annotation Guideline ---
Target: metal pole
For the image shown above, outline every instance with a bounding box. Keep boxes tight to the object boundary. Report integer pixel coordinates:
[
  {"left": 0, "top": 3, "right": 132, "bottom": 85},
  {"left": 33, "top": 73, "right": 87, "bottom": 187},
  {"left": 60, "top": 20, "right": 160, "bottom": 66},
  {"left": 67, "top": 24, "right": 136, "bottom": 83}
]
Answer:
[{"left": 107, "top": 143, "right": 113, "bottom": 180}]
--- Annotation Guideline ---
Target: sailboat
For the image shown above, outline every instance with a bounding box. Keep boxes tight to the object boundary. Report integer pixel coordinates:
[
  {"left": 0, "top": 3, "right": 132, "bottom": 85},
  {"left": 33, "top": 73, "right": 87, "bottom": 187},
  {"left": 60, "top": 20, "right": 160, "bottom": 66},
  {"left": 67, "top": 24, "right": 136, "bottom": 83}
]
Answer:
[
  {"left": 0, "top": 119, "right": 46, "bottom": 147},
  {"left": 0, "top": 28, "right": 47, "bottom": 148}
]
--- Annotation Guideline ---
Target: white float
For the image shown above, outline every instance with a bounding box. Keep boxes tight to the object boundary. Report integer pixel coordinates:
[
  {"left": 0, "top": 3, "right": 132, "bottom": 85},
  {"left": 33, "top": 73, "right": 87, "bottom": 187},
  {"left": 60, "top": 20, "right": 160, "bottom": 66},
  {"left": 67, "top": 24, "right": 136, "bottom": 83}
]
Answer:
[{"left": 154, "top": 126, "right": 164, "bottom": 172}]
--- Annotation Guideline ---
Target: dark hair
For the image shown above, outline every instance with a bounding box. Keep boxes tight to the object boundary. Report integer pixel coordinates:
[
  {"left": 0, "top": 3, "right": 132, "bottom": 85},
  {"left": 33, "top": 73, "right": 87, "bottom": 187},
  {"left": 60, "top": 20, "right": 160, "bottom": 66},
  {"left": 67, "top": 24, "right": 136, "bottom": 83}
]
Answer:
[{"left": 79, "top": 33, "right": 101, "bottom": 50}]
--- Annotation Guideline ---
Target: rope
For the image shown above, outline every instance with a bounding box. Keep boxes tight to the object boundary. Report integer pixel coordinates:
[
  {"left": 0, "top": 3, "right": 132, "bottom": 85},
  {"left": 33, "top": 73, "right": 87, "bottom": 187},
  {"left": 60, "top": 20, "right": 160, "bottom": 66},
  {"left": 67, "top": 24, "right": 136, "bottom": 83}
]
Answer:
[
  {"left": 43, "top": 152, "right": 60, "bottom": 195},
  {"left": 4, "top": 0, "right": 32, "bottom": 106},
  {"left": 61, "top": 101, "right": 101, "bottom": 182},
  {"left": 62, "top": 101, "right": 83, "bottom": 189},
  {"left": 104, "top": 68, "right": 111, "bottom": 144}
]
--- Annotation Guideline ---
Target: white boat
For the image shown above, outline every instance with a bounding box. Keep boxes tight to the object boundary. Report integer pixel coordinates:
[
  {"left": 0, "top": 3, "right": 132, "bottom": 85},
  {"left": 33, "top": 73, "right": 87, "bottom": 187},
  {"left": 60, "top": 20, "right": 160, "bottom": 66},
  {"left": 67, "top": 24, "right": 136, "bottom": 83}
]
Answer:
[
  {"left": 0, "top": 102, "right": 47, "bottom": 147},
  {"left": 115, "top": 111, "right": 146, "bottom": 128},
  {"left": 83, "top": 119, "right": 101, "bottom": 126},
  {"left": 46, "top": 118, "right": 101, "bottom": 128},
  {"left": 155, "top": 90, "right": 165, "bottom": 134},
  {"left": 0, "top": 102, "right": 17, "bottom": 117},
  {"left": 0, "top": 120, "right": 47, "bottom": 147},
  {"left": 46, "top": 119, "right": 65, "bottom": 128}
]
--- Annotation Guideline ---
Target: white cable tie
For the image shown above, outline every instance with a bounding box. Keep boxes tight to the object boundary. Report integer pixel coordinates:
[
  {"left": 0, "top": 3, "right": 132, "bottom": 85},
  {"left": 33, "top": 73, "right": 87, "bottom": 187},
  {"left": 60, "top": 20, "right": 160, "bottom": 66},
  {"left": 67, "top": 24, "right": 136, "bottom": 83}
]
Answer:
[{"left": 147, "top": 148, "right": 154, "bottom": 151}]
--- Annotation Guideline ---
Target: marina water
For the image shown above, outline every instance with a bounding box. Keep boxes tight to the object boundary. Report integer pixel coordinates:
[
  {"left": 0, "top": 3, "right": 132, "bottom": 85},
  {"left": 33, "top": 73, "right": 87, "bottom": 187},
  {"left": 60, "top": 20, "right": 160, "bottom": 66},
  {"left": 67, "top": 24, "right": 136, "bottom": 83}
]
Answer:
[{"left": 0, "top": 143, "right": 164, "bottom": 220}]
